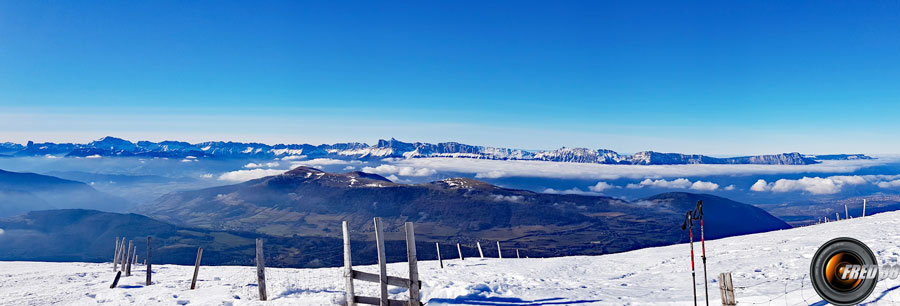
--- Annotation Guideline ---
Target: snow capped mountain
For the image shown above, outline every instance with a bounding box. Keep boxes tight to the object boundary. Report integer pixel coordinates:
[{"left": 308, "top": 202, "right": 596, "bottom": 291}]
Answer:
[
  {"left": 0, "top": 136, "right": 865, "bottom": 165},
  {"left": 532, "top": 147, "right": 624, "bottom": 163}
]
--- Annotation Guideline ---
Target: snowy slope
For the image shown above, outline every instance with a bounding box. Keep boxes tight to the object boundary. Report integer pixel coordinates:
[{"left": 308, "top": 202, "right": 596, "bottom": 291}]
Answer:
[{"left": 2, "top": 210, "right": 900, "bottom": 305}]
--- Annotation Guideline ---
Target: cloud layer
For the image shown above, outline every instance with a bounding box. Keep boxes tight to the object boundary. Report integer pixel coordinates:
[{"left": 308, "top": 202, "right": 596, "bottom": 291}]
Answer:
[
  {"left": 362, "top": 165, "right": 437, "bottom": 177},
  {"left": 751, "top": 175, "right": 900, "bottom": 194},
  {"left": 244, "top": 162, "right": 280, "bottom": 168},
  {"left": 392, "top": 157, "right": 886, "bottom": 180},
  {"left": 542, "top": 187, "right": 601, "bottom": 196},
  {"left": 588, "top": 181, "right": 616, "bottom": 192},
  {"left": 626, "top": 178, "right": 720, "bottom": 191},
  {"left": 218, "top": 169, "right": 287, "bottom": 182}
]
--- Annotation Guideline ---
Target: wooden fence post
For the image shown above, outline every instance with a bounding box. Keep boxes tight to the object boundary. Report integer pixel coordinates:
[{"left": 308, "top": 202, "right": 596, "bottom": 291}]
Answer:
[
  {"left": 845, "top": 204, "right": 850, "bottom": 219},
  {"left": 191, "top": 247, "right": 203, "bottom": 290},
  {"left": 125, "top": 241, "right": 134, "bottom": 276},
  {"left": 457, "top": 243, "right": 464, "bottom": 261},
  {"left": 497, "top": 241, "right": 502, "bottom": 259},
  {"left": 343, "top": 221, "right": 356, "bottom": 306},
  {"left": 122, "top": 239, "right": 128, "bottom": 263},
  {"left": 256, "top": 238, "right": 268, "bottom": 301},
  {"left": 146, "top": 237, "right": 152, "bottom": 286},
  {"left": 119, "top": 239, "right": 127, "bottom": 270},
  {"left": 477, "top": 242, "right": 484, "bottom": 258},
  {"left": 113, "top": 237, "right": 120, "bottom": 271},
  {"left": 115, "top": 238, "right": 125, "bottom": 272},
  {"left": 516, "top": 249, "right": 520, "bottom": 259},
  {"left": 373, "top": 217, "right": 389, "bottom": 306},
  {"left": 719, "top": 272, "right": 736, "bottom": 306},
  {"left": 110, "top": 271, "right": 122, "bottom": 288},
  {"left": 435, "top": 243, "right": 443, "bottom": 269},
  {"left": 405, "top": 222, "right": 420, "bottom": 306}
]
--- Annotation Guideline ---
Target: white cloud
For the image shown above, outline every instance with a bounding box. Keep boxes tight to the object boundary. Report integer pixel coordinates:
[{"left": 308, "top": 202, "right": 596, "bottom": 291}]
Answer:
[
  {"left": 724, "top": 184, "right": 736, "bottom": 191},
  {"left": 201, "top": 173, "right": 214, "bottom": 179},
  {"left": 400, "top": 167, "right": 437, "bottom": 177},
  {"left": 475, "top": 170, "right": 506, "bottom": 179},
  {"left": 626, "top": 178, "right": 718, "bottom": 191},
  {"left": 542, "top": 187, "right": 601, "bottom": 196},
  {"left": 628, "top": 178, "right": 692, "bottom": 189},
  {"left": 751, "top": 179, "right": 769, "bottom": 192},
  {"left": 390, "top": 157, "right": 884, "bottom": 180},
  {"left": 690, "top": 181, "right": 720, "bottom": 191},
  {"left": 85, "top": 154, "right": 102, "bottom": 159},
  {"left": 363, "top": 164, "right": 395, "bottom": 174},
  {"left": 218, "top": 169, "right": 287, "bottom": 182},
  {"left": 343, "top": 166, "right": 357, "bottom": 171},
  {"left": 749, "top": 176, "right": 869, "bottom": 195},
  {"left": 281, "top": 155, "right": 307, "bottom": 161},
  {"left": 0, "top": 228, "right": 4, "bottom": 235},
  {"left": 244, "top": 162, "right": 280, "bottom": 168},
  {"left": 588, "top": 181, "right": 616, "bottom": 192},
  {"left": 492, "top": 195, "right": 525, "bottom": 203},
  {"left": 362, "top": 165, "right": 436, "bottom": 177},
  {"left": 877, "top": 179, "right": 900, "bottom": 188},
  {"left": 385, "top": 174, "right": 407, "bottom": 183}
]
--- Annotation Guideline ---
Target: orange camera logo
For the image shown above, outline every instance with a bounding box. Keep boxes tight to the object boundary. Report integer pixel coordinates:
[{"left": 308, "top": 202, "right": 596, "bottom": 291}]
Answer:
[{"left": 810, "top": 237, "right": 880, "bottom": 305}]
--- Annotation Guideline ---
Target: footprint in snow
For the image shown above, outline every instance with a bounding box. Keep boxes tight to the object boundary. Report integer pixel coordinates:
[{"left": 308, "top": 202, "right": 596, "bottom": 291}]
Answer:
[{"left": 389, "top": 287, "right": 408, "bottom": 294}]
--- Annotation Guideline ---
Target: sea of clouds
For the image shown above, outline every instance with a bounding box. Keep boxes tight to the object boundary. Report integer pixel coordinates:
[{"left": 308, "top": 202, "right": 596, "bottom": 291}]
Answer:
[{"left": 212, "top": 156, "right": 900, "bottom": 196}]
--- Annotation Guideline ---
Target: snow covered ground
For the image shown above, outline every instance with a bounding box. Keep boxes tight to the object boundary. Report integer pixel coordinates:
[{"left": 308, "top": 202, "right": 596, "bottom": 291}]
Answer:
[{"left": 3, "top": 211, "right": 900, "bottom": 305}]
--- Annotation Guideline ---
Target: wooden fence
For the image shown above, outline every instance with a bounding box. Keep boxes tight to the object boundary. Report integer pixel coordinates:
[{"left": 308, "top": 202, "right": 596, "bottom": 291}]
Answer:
[
  {"left": 107, "top": 219, "right": 525, "bottom": 303},
  {"left": 343, "top": 218, "right": 422, "bottom": 306}
]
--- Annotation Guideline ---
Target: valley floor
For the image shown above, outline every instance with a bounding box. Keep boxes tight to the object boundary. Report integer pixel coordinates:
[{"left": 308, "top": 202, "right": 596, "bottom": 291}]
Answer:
[{"left": 3, "top": 211, "right": 900, "bottom": 305}]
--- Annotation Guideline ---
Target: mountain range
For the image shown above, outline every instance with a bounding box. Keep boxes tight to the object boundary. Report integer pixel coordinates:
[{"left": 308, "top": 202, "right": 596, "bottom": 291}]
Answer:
[
  {"left": 0, "top": 169, "right": 129, "bottom": 217},
  {"left": 139, "top": 166, "right": 791, "bottom": 258},
  {"left": 1, "top": 137, "right": 873, "bottom": 165}
]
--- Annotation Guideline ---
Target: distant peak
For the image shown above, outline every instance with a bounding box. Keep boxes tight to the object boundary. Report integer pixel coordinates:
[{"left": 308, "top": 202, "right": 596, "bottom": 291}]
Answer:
[
  {"left": 285, "top": 166, "right": 324, "bottom": 175},
  {"left": 97, "top": 136, "right": 127, "bottom": 142}
]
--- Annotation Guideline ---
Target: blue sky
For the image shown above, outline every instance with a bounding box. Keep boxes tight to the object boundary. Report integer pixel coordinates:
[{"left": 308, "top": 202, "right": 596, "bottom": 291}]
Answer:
[{"left": 1, "top": 1, "right": 899, "bottom": 155}]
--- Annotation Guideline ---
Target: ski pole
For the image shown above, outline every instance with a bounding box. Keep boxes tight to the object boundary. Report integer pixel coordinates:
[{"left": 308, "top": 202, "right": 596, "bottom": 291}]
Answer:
[
  {"left": 694, "top": 201, "right": 709, "bottom": 306},
  {"left": 682, "top": 210, "right": 697, "bottom": 306}
]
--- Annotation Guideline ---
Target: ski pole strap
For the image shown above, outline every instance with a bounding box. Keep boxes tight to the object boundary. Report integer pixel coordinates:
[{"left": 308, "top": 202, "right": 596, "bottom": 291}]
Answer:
[
  {"left": 693, "top": 200, "right": 703, "bottom": 219},
  {"left": 682, "top": 210, "right": 693, "bottom": 230}
]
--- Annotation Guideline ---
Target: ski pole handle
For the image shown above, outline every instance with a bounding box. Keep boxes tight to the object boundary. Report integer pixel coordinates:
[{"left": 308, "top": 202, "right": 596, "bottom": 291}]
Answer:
[
  {"left": 693, "top": 200, "right": 703, "bottom": 219},
  {"left": 681, "top": 210, "right": 693, "bottom": 230}
]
